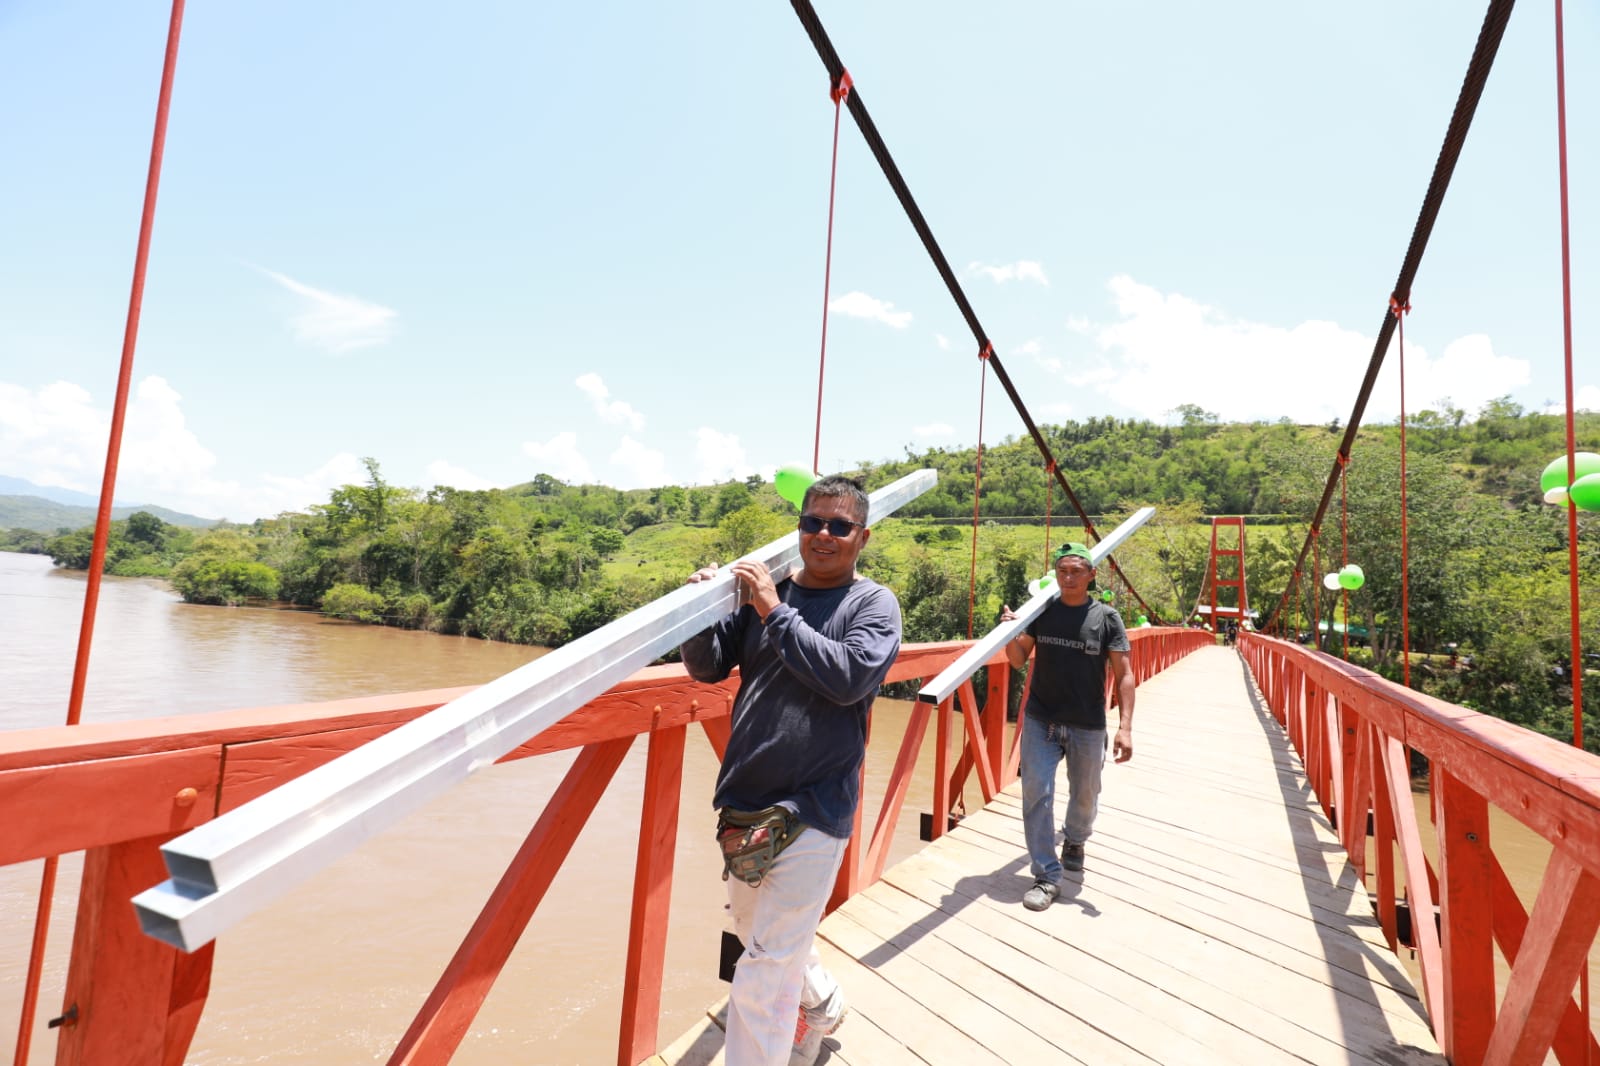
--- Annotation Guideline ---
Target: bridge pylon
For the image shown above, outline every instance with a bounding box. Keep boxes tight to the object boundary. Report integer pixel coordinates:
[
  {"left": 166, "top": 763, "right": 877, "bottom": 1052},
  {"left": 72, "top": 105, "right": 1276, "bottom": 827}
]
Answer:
[{"left": 1205, "top": 516, "right": 1250, "bottom": 635}]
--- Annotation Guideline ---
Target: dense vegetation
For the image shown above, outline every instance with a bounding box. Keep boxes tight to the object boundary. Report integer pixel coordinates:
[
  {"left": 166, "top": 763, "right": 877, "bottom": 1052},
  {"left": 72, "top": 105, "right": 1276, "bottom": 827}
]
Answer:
[{"left": 8, "top": 398, "right": 1597, "bottom": 750}]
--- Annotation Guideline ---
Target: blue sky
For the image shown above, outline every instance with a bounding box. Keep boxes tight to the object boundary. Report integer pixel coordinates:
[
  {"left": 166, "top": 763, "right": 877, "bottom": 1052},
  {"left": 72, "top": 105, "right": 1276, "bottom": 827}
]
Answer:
[{"left": 0, "top": 1, "right": 1593, "bottom": 521}]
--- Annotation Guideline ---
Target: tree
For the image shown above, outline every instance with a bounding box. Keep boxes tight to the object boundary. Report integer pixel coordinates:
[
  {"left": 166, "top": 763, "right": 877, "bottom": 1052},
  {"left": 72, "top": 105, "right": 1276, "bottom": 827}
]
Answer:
[
  {"left": 714, "top": 483, "right": 753, "bottom": 520},
  {"left": 124, "top": 511, "right": 169, "bottom": 548},
  {"left": 591, "top": 527, "right": 625, "bottom": 557},
  {"left": 621, "top": 504, "right": 656, "bottom": 532},
  {"left": 715, "top": 505, "right": 789, "bottom": 559},
  {"left": 321, "top": 582, "right": 388, "bottom": 622}
]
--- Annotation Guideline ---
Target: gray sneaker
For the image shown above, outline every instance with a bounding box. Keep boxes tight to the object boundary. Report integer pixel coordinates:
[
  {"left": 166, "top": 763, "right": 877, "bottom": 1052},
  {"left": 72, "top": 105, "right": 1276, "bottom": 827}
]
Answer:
[
  {"left": 1022, "top": 879, "right": 1059, "bottom": 911},
  {"left": 1061, "top": 842, "right": 1085, "bottom": 872}
]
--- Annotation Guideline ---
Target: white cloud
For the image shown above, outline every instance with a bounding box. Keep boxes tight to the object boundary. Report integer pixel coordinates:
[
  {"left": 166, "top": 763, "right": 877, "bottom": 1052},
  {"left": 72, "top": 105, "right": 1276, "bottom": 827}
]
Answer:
[
  {"left": 0, "top": 380, "right": 104, "bottom": 491},
  {"left": 912, "top": 422, "right": 954, "bottom": 439},
  {"left": 1379, "top": 334, "right": 1530, "bottom": 420},
  {"left": 0, "top": 375, "right": 227, "bottom": 511},
  {"left": 423, "top": 460, "right": 499, "bottom": 491},
  {"left": 609, "top": 435, "right": 667, "bottom": 487},
  {"left": 829, "top": 291, "right": 912, "bottom": 329},
  {"left": 256, "top": 454, "right": 369, "bottom": 516},
  {"left": 694, "top": 427, "right": 753, "bottom": 484},
  {"left": 934, "top": 333, "right": 951, "bottom": 350},
  {"left": 260, "top": 268, "right": 397, "bottom": 354},
  {"left": 0, "top": 377, "right": 417, "bottom": 520},
  {"left": 1068, "top": 275, "right": 1534, "bottom": 425},
  {"left": 1013, "top": 339, "right": 1042, "bottom": 356},
  {"left": 1544, "top": 385, "right": 1600, "bottom": 414},
  {"left": 575, "top": 372, "right": 645, "bottom": 431},
  {"left": 522, "top": 431, "right": 595, "bottom": 483},
  {"left": 968, "top": 260, "right": 1049, "bottom": 286}
]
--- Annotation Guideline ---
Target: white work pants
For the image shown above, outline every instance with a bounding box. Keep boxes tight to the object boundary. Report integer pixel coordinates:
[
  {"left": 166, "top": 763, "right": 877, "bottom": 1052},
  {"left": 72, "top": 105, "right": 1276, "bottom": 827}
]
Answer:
[{"left": 723, "top": 827, "right": 848, "bottom": 1066}]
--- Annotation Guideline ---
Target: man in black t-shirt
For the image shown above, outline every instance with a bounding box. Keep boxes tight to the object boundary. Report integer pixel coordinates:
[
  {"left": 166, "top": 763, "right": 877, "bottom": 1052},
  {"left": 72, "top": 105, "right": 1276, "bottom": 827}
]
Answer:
[{"left": 1002, "top": 542, "right": 1136, "bottom": 911}]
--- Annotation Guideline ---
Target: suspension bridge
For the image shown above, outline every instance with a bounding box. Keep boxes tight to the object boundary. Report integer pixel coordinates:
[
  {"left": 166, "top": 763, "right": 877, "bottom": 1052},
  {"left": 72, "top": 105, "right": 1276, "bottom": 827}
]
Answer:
[{"left": 6, "top": 0, "right": 1595, "bottom": 1063}]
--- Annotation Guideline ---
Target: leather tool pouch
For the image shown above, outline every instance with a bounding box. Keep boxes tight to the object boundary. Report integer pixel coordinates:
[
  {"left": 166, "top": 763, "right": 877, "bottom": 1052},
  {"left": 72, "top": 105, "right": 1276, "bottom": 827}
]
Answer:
[{"left": 716, "top": 805, "right": 804, "bottom": 886}]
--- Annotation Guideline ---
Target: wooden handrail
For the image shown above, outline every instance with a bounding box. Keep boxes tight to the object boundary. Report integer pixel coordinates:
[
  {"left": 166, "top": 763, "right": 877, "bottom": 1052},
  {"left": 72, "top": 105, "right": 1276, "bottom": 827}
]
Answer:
[
  {"left": 4, "top": 632, "right": 1207, "bottom": 1065},
  {"left": 1239, "top": 632, "right": 1600, "bottom": 1066}
]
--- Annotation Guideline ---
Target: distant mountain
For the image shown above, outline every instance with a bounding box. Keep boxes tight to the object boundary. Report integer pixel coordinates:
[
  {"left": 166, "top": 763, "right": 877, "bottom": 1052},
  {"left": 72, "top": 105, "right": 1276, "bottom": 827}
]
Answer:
[
  {"left": 0, "top": 476, "right": 217, "bottom": 532},
  {"left": 0, "top": 475, "right": 111, "bottom": 507}
]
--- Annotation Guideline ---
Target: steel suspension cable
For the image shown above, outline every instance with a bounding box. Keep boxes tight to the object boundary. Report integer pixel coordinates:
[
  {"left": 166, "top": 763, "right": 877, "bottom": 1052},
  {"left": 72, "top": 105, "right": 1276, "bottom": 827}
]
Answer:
[
  {"left": 1269, "top": 0, "right": 1516, "bottom": 630},
  {"left": 788, "top": 0, "right": 1160, "bottom": 623},
  {"left": 966, "top": 346, "right": 992, "bottom": 638},
  {"left": 812, "top": 70, "right": 852, "bottom": 474},
  {"left": 13, "top": 4, "right": 187, "bottom": 1064},
  {"left": 1393, "top": 298, "right": 1414, "bottom": 688}
]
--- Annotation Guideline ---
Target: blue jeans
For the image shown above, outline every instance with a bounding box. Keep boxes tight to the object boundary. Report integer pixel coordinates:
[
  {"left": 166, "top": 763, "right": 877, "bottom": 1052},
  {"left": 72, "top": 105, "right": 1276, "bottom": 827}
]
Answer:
[{"left": 1020, "top": 714, "right": 1107, "bottom": 884}]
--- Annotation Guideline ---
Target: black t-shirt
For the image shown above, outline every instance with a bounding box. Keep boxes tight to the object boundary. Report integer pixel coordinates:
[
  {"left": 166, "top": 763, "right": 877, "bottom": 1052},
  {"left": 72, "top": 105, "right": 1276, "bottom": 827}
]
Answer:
[{"left": 1023, "top": 598, "right": 1130, "bottom": 730}]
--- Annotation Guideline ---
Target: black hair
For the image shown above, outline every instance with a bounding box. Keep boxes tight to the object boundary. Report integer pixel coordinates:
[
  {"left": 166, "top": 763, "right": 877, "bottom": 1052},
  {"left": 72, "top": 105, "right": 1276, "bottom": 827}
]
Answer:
[{"left": 802, "top": 475, "right": 869, "bottom": 523}]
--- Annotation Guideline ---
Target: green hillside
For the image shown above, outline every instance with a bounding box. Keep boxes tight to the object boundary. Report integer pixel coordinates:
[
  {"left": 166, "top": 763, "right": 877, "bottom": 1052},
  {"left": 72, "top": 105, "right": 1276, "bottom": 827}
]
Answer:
[
  {"left": 19, "top": 403, "right": 1600, "bottom": 751},
  {"left": 0, "top": 494, "right": 216, "bottom": 534}
]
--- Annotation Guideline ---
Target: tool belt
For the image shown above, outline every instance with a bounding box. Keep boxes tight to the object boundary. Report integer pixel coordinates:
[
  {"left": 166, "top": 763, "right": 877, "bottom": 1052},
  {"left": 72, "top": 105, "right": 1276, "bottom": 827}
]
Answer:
[{"left": 716, "top": 805, "right": 804, "bottom": 886}]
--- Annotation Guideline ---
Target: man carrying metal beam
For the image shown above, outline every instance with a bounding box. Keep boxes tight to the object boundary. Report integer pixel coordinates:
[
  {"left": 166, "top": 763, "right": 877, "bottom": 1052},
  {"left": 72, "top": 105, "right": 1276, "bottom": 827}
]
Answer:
[
  {"left": 681, "top": 475, "right": 902, "bottom": 1066},
  {"left": 1002, "top": 542, "right": 1137, "bottom": 912}
]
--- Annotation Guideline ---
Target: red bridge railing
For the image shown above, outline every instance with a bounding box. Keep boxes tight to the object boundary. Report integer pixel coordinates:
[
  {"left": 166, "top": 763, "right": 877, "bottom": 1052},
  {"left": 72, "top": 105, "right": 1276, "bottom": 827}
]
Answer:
[
  {"left": 1240, "top": 632, "right": 1600, "bottom": 1066},
  {"left": 2, "top": 629, "right": 1205, "bottom": 1065}
]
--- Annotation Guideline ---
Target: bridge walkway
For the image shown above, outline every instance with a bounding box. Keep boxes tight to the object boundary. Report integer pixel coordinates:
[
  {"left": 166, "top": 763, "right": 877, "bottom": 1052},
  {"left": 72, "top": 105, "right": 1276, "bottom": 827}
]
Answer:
[{"left": 654, "top": 645, "right": 1444, "bottom": 1065}]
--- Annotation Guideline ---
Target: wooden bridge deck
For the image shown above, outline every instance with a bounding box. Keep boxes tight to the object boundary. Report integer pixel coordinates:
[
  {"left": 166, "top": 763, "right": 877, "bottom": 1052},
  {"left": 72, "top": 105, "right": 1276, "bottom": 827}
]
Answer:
[{"left": 654, "top": 645, "right": 1444, "bottom": 1065}]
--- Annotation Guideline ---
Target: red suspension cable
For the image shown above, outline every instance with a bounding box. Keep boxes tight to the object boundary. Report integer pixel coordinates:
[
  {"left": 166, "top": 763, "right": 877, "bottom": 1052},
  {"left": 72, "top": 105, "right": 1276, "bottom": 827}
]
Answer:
[
  {"left": 1553, "top": 0, "right": 1585, "bottom": 753},
  {"left": 1339, "top": 457, "right": 1351, "bottom": 660},
  {"left": 966, "top": 343, "right": 992, "bottom": 639},
  {"left": 1312, "top": 530, "right": 1324, "bottom": 652},
  {"left": 1392, "top": 297, "right": 1414, "bottom": 688},
  {"left": 1552, "top": 0, "right": 1588, "bottom": 1028},
  {"left": 1042, "top": 460, "right": 1055, "bottom": 572},
  {"left": 811, "top": 69, "right": 851, "bottom": 474},
  {"left": 13, "top": 5, "right": 187, "bottom": 1064}
]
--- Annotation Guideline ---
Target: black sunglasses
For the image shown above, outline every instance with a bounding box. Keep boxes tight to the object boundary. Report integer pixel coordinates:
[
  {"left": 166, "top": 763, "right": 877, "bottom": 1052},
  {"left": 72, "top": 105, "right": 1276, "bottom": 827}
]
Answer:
[{"left": 798, "top": 513, "right": 864, "bottom": 537}]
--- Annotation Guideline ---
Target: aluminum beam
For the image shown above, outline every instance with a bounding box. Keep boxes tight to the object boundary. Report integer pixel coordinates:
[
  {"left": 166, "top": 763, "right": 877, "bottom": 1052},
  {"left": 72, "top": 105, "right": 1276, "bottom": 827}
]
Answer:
[
  {"left": 134, "top": 469, "right": 937, "bottom": 951},
  {"left": 916, "top": 506, "right": 1156, "bottom": 705}
]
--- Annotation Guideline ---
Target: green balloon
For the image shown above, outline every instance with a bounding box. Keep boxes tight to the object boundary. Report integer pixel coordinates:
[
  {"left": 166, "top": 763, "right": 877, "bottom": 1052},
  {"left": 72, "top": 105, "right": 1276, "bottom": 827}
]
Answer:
[
  {"left": 1540, "top": 452, "right": 1600, "bottom": 495},
  {"left": 1338, "top": 564, "right": 1365, "bottom": 591},
  {"left": 1101, "top": 590, "right": 1114, "bottom": 602},
  {"left": 774, "top": 465, "right": 818, "bottom": 509},
  {"left": 1571, "top": 472, "right": 1600, "bottom": 512}
]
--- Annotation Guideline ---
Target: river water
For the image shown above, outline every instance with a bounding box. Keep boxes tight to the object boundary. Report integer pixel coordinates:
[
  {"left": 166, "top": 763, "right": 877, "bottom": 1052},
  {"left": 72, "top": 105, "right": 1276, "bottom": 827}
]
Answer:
[{"left": 0, "top": 551, "right": 949, "bottom": 1064}]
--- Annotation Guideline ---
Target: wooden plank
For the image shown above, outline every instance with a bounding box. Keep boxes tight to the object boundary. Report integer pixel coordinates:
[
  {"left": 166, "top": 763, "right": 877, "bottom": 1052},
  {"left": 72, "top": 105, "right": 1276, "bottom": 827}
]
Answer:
[
  {"left": 850, "top": 880, "right": 1266, "bottom": 1064},
  {"left": 0, "top": 746, "right": 222, "bottom": 865},
  {"left": 55, "top": 835, "right": 215, "bottom": 1066},
  {"left": 952, "top": 807, "right": 1412, "bottom": 985},
  {"left": 886, "top": 832, "right": 1440, "bottom": 1058},
  {"left": 810, "top": 935, "right": 1012, "bottom": 1066},
  {"left": 876, "top": 862, "right": 1364, "bottom": 1065},
  {"left": 822, "top": 907, "right": 1078, "bottom": 1065},
  {"left": 832, "top": 892, "right": 1151, "bottom": 1065},
  {"left": 619, "top": 724, "right": 686, "bottom": 1066}
]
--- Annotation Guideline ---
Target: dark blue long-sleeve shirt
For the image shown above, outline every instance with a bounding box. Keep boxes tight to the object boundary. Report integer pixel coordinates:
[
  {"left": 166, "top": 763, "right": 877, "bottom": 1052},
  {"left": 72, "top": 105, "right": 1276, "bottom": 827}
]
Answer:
[{"left": 681, "top": 576, "right": 901, "bottom": 838}]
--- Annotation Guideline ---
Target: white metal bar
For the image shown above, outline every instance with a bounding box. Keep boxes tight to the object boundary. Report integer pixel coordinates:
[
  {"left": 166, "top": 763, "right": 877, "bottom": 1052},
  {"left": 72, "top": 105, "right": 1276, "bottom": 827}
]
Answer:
[
  {"left": 915, "top": 506, "right": 1156, "bottom": 705},
  {"left": 133, "top": 469, "right": 937, "bottom": 951}
]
